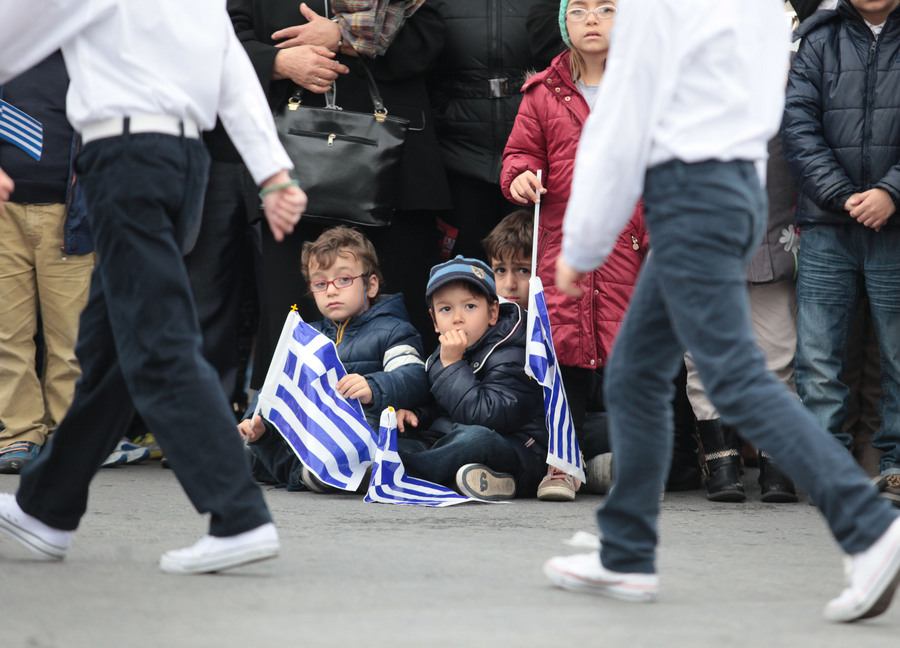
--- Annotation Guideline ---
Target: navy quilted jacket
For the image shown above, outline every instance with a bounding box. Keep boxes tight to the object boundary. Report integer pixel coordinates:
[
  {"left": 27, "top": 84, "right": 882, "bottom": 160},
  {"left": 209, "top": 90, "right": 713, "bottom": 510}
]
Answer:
[{"left": 782, "top": 0, "right": 900, "bottom": 228}]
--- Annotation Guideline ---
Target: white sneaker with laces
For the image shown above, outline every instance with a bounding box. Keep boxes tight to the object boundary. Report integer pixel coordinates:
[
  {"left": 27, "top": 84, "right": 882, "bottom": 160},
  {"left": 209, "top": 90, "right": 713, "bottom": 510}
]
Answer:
[
  {"left": 544, "top": 551, "right": 658, "bottom": 602},
  {"left": 824, "top": 516, "right": 900, "bottom": 622},
  {"left": 159, "top": 522, "right": 280, "bottom": 574},
  {"left": 0, "top": 493, "right": 71, "bottom": 559}
]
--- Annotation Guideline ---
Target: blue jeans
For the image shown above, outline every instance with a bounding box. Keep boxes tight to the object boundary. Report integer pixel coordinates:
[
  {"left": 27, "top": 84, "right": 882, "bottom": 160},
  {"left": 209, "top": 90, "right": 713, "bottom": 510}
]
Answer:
[
  {"left": 598, "top": 159, "right": 897, "bottom": 573},
  {"left": 400, "top": 424, "right": 533, "bottom": 494},
  {"left": 795, "top": 223, "right": 900, "bottom": 474}
]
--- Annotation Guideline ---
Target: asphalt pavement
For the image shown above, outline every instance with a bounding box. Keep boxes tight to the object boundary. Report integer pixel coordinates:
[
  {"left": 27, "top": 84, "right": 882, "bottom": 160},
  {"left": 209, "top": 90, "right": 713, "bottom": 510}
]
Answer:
[{"left": 1, "top": 462, "right": 897, "bottom": 648}]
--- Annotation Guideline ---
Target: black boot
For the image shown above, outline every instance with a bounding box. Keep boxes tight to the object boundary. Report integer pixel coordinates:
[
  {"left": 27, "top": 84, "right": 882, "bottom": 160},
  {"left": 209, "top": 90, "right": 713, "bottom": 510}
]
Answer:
[
  {"left": 758, "top": 451, "right": 798, "bottom": 503},
  {"left": 697, "top": 419, "right": 745, "bottom": 502}
]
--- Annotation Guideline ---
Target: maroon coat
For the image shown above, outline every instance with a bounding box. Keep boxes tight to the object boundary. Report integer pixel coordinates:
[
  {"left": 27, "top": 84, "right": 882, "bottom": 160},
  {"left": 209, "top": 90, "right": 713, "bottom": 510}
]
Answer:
[{"left": 501, "top": 50, "right": 646, "bottom": 370}]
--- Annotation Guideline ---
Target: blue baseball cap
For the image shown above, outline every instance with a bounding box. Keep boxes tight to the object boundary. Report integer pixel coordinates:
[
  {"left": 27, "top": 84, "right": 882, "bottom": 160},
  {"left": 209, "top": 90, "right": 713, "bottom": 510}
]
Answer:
[{"left": 425, "top": 255, "right": 497, "bottom": 305}]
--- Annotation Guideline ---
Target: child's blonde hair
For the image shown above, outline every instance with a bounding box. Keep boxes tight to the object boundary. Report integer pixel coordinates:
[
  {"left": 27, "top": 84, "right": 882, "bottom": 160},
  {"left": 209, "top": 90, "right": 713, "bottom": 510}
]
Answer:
[{"left": 301, "top": 226, "right": 384, "bottom": 296}]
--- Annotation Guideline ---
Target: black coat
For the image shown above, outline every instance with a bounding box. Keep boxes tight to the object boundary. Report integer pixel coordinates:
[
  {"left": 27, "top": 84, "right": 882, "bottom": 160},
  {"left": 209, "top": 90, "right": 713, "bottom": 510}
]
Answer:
[
  {"left": 413, "top": 303, "right": 547, "bottom": 458},
  {"left": 228, "top": 0, "right": 450, "bottom": 211},
  {"left": 428, "top": 0, "right": 550, "bottom": 183},
  {"left": 782, "top": 0, "right": 900, "bottom": 228}
]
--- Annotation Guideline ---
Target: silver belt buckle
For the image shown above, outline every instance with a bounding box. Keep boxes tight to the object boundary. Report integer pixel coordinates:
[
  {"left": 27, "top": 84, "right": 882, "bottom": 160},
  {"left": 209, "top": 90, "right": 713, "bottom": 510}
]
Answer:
[{"left": 489, "top": 77, "right": 510, "bottom": 99}]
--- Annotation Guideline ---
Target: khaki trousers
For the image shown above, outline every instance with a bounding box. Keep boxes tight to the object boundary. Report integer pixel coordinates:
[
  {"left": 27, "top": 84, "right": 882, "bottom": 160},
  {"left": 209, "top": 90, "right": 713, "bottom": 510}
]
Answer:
[
  {"left": 686, "top": 280, "right": 799, "bottom": 421},
  {"left": 0, "top": 202, "right": 94, "bottom": 447}
]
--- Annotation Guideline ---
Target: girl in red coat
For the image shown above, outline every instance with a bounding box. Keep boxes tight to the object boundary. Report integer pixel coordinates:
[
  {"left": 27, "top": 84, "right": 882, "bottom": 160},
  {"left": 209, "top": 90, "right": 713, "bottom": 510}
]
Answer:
[{"left": 501, "top": 0, "right": 647, "bottom": 501}]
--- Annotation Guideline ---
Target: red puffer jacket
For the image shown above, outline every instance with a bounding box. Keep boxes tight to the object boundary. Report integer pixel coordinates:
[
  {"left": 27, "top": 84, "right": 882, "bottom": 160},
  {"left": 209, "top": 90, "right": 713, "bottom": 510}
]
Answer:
[{"left": 501, "top": 50, "right": 647, "bottom": 370}]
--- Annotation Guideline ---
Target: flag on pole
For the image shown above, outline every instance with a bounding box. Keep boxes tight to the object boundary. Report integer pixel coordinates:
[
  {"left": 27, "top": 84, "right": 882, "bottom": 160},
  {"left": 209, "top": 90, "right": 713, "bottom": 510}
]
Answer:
[
  {"left": 0, "top": 100, "right": 42, "bottom": 161},
  {"left": 525, "top": 277, "right": 585, "bottom": 482},
  {"left": 365, "top": 408, "right": 482, "bottom": 506},
  {"left": 255, "top": 310, "right": 377, "bottom": 492}
]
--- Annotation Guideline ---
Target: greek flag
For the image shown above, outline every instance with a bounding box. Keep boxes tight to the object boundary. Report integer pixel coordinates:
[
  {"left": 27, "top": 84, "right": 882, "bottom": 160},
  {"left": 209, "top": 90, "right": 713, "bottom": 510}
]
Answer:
[
  {"left": 365, "top": 408, "right": 480, "bottom": 507},
  {"left": 525, "top": 276, "right": 585, "bottom": 482},
  {"left": 255, "top": 311, "right": 377, "bottom": 492},
  {"left": 0, "top": 100, "right": 42, "bottom": 161}
]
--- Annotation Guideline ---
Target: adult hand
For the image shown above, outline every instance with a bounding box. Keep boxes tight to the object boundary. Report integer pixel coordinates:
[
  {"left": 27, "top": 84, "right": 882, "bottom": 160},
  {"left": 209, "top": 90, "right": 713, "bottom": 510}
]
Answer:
[
  {"left": 846, "top": 188, "right": 895, "bottom": 231},
  {"left": 396, "top": 409, "right": 419, "bottom": 433},
  {"left": 337, "top": 373, "right": 374, "bottom": 405},
  {"left": 272, "top": 3, "right": 342, "bottom": 52},
  {"left": 0, "top": 167, "right": 13, "bottom": 208},
  {"left": 238, "top": 415, "right": 267, "bottom": 443},
  {"left": 439, "top": 329, "right": 468, "bottom": 367},
  {"left": 261, "top": 169, "right": 306, "bottom": 242},
  {"left": 272, "top": 44, "right": 349, "bottom": 93},
  {"left": 509, "top": 170, "right": 547, "bottom": 204},
  {"left": 555, "top": 256, "right": 587, "bottom": 299}
]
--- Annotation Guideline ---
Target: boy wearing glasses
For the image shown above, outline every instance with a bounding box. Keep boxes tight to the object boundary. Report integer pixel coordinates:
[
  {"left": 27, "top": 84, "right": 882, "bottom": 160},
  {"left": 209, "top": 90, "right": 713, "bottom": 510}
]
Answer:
[{"left": 238, "top": 226, "right": 427, "bottom": 491}]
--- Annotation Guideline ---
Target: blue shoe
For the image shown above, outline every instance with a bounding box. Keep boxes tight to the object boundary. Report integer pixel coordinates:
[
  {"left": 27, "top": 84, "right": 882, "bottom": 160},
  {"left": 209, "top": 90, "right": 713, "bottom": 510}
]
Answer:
[
  {"left": 101, "top": 438, "right": 150, "bottom": 468},
  {"left": 0, "top": 442, "right": 42, "bottom": 475}
]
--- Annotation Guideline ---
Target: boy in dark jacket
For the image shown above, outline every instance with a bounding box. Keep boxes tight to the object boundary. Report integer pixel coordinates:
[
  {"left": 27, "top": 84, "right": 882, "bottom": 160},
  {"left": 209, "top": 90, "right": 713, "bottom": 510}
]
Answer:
[
  {"left": 395, "top": 255, "right": 548, "bottom": 500},
  {"left": 782, "top": 0, "right": 900, "bottom": 505},
  {"left": 239, "top": 226, "right": 428, "bottom": 491}
]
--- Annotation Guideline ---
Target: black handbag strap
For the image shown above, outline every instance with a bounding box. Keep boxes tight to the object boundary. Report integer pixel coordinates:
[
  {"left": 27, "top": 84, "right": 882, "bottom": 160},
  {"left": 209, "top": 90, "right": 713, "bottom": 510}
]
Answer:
[{"left": 286, "top": 54, "right": 390, "bottom": 121}]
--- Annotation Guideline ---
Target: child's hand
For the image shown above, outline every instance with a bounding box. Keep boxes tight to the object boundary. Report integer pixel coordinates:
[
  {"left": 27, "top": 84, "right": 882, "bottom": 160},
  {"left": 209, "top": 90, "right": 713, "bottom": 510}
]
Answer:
[
  {"left": 510, "top": 170, "right": 547, "bottom": 204},
  {"left": 846, "top": 189, "right": 895, "bottom": 231},
  {"left": 396, "top": 409, "right": 419, "bottom": 432},
  {"left": 0, "top": 167, "right": 13, "bottom": 208},
  {"left": 336, "top": 373, "right": 373, "bottom": 405},
  {"left": 439, "top": 329, "right": 468, "bottom": 367},
  {"left": 238, "top": 415, "right": 267, "bottom": 443}
]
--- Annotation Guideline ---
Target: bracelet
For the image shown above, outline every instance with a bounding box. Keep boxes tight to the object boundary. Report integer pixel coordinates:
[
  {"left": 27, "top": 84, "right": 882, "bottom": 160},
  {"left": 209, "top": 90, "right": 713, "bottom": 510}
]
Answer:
[{"left": 258, "top": 179, "right": 299, "bottom": 198}]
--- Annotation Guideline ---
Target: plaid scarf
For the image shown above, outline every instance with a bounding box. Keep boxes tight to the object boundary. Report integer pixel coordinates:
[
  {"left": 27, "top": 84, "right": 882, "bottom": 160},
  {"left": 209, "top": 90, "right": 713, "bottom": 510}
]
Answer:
[{"left": 332, "top": 0, "right": 425, "bottom": 57}]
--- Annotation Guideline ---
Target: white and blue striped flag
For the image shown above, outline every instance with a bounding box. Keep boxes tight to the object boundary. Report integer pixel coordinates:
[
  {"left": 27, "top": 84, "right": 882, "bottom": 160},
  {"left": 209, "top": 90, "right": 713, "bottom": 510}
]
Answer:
[
  {"left": 365, "top": 408, "right": 481, "bottom": 506},
  {"left": 255, "top": 310, "right": 377, "bottom": 492},
  {"left": 525, "top": 276, "right": 585, "bottom": 482},
  {"left": 0, "top": 100, "right": 42, "bottom": 161}
]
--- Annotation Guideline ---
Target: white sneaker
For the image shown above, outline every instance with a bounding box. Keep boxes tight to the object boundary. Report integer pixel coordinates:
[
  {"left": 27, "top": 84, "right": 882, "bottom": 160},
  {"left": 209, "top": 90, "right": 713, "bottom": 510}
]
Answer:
[
  {"left": 824, "top": 516, "right": 900, "bottom": 622},
  {"left": 102, "top": 438, "right": 150, "bottom": 468},
  {"left": 544, "top": 552, "right": 659, "bottom": 602},
  {"left": 159, "top": 522, "right": 280, "bottom": 574},
  {"left": 583, "top": 453, "right": 614, "bottom": 495},
  {"left": 0, "top": 493, "right": 71, "bottom": 559}
]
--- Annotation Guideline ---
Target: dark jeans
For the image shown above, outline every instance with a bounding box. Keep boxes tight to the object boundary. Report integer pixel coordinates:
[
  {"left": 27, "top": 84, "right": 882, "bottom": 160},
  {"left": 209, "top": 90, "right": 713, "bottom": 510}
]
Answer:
[
  {"left": 400, "top": 424, "right": 535, "bottom": 495},
  {"left": 795, "top": 223, "right": 900, "bottom": 474},
  {"left": 17, "top": 132, "right": 271, "bottom": 536},
  {"left": 598, "top": 159, "right": 897, "bottom": 573}
]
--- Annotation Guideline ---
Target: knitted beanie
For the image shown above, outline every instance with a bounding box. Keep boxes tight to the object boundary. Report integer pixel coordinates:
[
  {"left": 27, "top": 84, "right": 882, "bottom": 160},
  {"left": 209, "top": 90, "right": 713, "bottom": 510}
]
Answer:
[{"left": 558, "top": 0, "right": 573, "bottom": 48}]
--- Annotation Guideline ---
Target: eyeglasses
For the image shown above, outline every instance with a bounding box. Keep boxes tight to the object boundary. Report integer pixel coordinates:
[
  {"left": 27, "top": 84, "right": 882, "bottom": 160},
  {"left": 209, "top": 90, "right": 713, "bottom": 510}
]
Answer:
[
  {"left": 566, "top": 5, "right": 616, "bottom": 22},
  {"left": 309, "top": 274, "right": 367, "bottom": 293}
]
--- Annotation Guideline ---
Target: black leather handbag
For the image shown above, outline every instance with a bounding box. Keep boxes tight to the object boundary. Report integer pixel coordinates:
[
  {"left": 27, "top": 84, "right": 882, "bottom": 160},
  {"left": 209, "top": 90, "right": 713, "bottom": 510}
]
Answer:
[{"left": 273, "top": 57, "right": 408, "bottom": 227}]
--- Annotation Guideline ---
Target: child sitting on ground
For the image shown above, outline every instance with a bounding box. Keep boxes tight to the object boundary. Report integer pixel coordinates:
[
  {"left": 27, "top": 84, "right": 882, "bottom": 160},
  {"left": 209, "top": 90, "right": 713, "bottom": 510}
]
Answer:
[
  {"left": 394, "top": 255, "right": 548, "bottom": 500},
  {"left": 238, "top": 226, "right": 428, "bottom": 492}
]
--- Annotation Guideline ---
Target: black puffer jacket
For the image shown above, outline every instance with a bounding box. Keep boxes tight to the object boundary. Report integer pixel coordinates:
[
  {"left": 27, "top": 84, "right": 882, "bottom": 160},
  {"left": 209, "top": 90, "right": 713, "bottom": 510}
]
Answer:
[
  {"left": 428, "top": 0, "right": 549, "bottom": 183},
  {"left": 782, "top": 0, "right": 900, "bottom": 228},
  {"left": 413, "top": 303, "right": 547, "bottom": 458}
]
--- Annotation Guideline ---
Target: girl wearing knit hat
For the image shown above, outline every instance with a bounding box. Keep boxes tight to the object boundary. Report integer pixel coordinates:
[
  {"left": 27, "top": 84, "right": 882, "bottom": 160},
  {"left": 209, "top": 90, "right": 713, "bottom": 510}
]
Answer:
[{"left": 500, "top": 0, "right": 647, "bottom": 501}]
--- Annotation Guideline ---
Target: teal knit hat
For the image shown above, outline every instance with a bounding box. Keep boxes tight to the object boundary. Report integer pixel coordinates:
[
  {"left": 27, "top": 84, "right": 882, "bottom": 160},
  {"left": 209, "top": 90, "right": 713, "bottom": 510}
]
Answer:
[{"left": 559, "top": 0, "right": 573, "bottom": 48}]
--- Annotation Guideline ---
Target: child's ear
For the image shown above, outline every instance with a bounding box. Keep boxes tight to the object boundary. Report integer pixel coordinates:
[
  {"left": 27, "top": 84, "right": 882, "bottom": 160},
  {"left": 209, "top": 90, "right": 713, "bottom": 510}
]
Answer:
[
  {"left": 488, "top": 300, "right": 500, "bottom": 326},
  {"left": 366, "top": 274, "right": 379, "bottom": 300}
]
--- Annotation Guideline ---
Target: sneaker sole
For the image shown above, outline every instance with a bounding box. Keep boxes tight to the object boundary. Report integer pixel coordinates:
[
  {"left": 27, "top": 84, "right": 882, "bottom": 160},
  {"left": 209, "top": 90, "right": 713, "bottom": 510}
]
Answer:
[
  {"left": 0, "top": 514, "right": 67, "bottom": 560},
  {"left": 159, "top": 540, "right": 280, "bottom": 575},
  {"left": 537, "top": 484, "right": 577, "bottom": 502},
  {"left": 457, "top": 465, "right": 516, "bottom": 501},
  {"left": 543, "top": 561, "right": 658, "bottom": 602},
  {"left": 825, "top": 528, "right": 900, "bottom": 622}
]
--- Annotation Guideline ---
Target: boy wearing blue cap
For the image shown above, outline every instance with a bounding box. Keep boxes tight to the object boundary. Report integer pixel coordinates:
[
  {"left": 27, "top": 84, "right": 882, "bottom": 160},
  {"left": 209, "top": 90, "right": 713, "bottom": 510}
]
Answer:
[{"left": 394, "top": 256, "right": 548, "bottom": 500}]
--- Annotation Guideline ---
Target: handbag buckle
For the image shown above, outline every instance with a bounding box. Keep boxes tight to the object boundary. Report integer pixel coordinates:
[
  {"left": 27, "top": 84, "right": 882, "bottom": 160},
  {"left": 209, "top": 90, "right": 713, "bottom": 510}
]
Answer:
[
  {"left": 288, "top": 95, "right": 302, "bottom": 112},
  {"left": 374, "top": 108, "right": 388, "bottom": 123}
]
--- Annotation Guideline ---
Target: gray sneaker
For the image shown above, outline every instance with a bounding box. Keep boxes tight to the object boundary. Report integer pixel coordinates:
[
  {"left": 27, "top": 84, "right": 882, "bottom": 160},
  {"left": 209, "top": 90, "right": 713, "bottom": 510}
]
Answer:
[{"left": 455, "top": 464, "right": 516, "bottom": 501}]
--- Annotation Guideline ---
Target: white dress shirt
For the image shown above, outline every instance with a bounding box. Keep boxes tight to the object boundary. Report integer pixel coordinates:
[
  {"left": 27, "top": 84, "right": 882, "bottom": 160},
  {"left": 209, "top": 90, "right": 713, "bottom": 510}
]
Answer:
[
  {"left": 561, "top": 0, "right": 791, "bottom": 272},
  {"left": 0, "top": 0, "right": 291, "bottom": 185}
]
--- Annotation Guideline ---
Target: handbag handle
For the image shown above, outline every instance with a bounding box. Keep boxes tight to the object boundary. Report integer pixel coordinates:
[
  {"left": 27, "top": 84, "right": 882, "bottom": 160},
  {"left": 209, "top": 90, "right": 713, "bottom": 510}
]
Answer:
[{"left": 286, "top": 54, "right": 391, "bottom": 122}]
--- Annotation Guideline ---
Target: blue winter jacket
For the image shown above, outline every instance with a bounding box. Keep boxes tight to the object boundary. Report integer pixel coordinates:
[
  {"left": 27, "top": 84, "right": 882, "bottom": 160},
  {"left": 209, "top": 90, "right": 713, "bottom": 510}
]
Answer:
[
  {"left": 782, "top": 0, "right": 900, "bottom": 228},
  {"left": 411, "top": 302, "right": 548, "bottom": 460}
]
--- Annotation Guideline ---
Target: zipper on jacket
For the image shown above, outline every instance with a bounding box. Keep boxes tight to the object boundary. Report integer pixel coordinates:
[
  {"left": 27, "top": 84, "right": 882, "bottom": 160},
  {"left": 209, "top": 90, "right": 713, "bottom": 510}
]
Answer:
[
  {"left": 862, "top": 37, "right": 878, "bottom": 188},
  {"left": 288, "top": 128, "right": 376, "bottom": 147}
]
